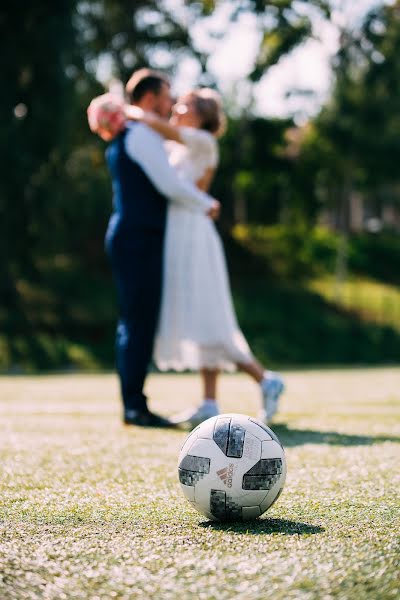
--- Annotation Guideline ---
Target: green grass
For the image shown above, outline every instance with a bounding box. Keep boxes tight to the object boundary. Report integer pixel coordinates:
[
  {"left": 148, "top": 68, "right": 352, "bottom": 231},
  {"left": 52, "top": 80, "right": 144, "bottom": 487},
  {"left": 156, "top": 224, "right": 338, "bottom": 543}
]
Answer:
[
  {"left": 309, "top": 275, "right": 400, "bottom": 333},
  {"left": 1, "top": 370, "right": 399, "bottom": 599}
]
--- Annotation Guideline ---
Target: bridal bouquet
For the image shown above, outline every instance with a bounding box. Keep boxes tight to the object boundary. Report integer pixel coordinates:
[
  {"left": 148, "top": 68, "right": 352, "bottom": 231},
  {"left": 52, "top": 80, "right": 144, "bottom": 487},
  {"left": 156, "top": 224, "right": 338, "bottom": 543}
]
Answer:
[{"left": 87, "top": 93, "right": 127, "bottom": 141}]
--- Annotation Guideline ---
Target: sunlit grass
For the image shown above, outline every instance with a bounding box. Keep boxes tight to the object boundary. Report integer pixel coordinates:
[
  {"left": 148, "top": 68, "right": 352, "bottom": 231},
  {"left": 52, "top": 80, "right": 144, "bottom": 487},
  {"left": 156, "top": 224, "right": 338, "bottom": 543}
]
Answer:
[
  {"left": 0, "top": 369, "right": 399, "bottom": 599},
  {"left": 309, "top": 275, "right": 400, "bottom": 332}
]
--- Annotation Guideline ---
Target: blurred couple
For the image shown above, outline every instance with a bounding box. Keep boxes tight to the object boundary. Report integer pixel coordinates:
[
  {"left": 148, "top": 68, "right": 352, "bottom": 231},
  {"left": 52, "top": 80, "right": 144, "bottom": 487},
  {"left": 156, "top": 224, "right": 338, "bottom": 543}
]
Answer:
[{"left": 97, "top": 68, "right": 284, "bottom": 428}]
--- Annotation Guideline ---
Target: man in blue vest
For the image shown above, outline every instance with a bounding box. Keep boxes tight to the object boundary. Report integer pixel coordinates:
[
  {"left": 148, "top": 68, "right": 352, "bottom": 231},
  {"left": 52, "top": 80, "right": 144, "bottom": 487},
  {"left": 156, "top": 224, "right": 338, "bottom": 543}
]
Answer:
[{"left": 105, "top": 69, "right": 220, "bottom": 427}]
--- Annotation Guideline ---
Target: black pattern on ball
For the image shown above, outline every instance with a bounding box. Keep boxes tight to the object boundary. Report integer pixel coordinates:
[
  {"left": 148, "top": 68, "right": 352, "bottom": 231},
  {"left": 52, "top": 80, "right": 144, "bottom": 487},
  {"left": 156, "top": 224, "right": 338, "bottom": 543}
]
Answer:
[
  {"left": 213, "top": 417, "right": 230, "bottom": 455},
  {"left": 210, "top": 489, "right": 226, "bottom": 520},
  {"left": 210, "top": 490, "right": 242, "bottom": 521},
  {"left": 213, "top": 417, "right": 246, "bottom": 458},
  {"left": 227, "top": 422, "right": 246, "bottom": 458},
  {"left": 225, "top": 496, "right": 242, "bottom": 520},
  {"left": 242, "top": 458, "right": 283, "bottom": 490},
  {"left": 178, "top": 455, "right": 210, "bottom": 487}
]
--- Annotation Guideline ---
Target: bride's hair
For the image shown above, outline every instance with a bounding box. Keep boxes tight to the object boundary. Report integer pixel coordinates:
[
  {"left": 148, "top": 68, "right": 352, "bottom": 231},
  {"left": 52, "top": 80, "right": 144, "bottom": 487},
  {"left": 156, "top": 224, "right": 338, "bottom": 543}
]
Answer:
[{"left": 191, "top": 88, "right": 226, "bottom": 137}]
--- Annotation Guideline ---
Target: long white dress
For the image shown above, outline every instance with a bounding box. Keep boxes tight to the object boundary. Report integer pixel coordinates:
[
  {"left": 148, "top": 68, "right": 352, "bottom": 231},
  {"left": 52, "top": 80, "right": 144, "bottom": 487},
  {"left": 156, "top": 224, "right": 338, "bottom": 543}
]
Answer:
[{"left": 154, "top": 127, "right": 253, "bottom": 372}]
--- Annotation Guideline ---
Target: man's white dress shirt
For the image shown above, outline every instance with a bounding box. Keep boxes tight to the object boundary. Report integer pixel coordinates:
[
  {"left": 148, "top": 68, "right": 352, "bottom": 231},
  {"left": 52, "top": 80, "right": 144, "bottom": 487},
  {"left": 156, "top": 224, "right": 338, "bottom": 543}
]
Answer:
[{"left": 124, "top": 123, "right": 214, "bottom": 212}]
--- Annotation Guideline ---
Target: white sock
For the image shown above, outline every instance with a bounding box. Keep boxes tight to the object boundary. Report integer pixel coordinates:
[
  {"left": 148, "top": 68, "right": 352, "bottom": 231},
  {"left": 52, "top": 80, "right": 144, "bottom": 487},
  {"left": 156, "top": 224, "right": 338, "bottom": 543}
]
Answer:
[
  {"left": 203, "top": 398, "right": 216, "bottom": 406},
  {"left": 261, "top": 371, "right": 279, "bottom": 387},
  {"left": 202, "top": 399, "right": 219, "bottom": 414},
  {"left": 263, "top": 370, "right": 275, "bottom": 381}
]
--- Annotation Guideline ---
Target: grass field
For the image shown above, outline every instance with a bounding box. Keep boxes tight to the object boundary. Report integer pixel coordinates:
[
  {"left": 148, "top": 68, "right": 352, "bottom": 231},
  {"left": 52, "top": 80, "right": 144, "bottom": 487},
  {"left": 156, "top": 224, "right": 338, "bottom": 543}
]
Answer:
[{"left": 1, "top": 369, "right": 399, "bottom": 599}]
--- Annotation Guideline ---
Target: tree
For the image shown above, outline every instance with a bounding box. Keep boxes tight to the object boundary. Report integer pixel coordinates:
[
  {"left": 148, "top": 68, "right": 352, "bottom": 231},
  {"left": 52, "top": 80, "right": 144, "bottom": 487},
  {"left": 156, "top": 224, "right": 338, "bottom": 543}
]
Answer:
[
  {"left": 0, "top": 1, "right": 78, "bottom": 364},
  {"left": 185, "top": 1, "right": 332, "bottom": 223},
  {"left": 301, "top": 1, "right": 400, "bottom": 228}
]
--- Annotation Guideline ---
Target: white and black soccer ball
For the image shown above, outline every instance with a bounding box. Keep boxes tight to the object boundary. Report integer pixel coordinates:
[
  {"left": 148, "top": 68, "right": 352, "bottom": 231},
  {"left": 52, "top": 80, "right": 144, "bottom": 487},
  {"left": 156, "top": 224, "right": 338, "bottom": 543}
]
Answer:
[{"left": 178, "top": 413, "right": 286, "bottom": 521}]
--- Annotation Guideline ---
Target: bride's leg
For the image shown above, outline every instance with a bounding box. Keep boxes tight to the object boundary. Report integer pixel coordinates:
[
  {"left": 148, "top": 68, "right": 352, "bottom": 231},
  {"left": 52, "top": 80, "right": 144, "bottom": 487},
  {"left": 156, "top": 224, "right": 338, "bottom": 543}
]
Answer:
[
  {"left": 170, "top": 368, "right": 220, "bottom": 427},
  {"left": 201, "top": 368, "right": 219, "bottom": 401},
  {"left": 236, "top": 359, "right": 264, "bottom": 383}
]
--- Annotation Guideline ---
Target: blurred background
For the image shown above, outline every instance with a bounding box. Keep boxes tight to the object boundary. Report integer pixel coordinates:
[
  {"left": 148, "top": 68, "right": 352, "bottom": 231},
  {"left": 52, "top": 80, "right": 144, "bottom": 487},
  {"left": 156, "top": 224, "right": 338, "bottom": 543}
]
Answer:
[{"left": 2, "top": 0, "right": 400, "bottom": 372}]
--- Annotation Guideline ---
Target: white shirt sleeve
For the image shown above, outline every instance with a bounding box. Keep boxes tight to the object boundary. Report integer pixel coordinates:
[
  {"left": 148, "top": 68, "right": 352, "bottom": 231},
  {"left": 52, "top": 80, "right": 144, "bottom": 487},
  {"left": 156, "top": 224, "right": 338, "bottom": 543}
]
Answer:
[
  {"left": 179, "top": 127, "right": 219, "bottom": 169},
  {"left": 124, "top": 123, "right": 214, "bottom": 212}
]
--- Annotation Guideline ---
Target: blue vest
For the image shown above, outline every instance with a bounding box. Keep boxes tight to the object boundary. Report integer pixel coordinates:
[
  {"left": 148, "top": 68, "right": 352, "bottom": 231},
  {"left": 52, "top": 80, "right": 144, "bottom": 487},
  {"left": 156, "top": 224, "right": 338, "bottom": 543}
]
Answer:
[{"left": 105, "top": 124, "right": 167, "bottom": 235}]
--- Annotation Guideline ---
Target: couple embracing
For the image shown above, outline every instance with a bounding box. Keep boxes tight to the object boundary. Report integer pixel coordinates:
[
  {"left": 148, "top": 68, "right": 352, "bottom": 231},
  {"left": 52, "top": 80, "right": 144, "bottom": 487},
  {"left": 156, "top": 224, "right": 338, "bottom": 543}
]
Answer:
[{"left": 94, "top": 68, "right": 284, "bottom": 428}]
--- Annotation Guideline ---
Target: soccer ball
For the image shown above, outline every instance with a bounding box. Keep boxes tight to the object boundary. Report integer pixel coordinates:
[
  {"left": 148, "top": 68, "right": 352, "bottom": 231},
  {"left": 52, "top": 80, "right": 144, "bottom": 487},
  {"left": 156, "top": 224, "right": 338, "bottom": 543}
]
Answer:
[{"left": 178, "top": 413, "right": 286, "bottom": 521}]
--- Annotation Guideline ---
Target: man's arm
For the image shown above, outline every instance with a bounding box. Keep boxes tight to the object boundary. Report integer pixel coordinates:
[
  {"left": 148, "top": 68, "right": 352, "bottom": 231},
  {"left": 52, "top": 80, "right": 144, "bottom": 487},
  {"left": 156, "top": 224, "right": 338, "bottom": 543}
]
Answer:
[{"left": 124, "top": 123, "right": 215, "bottom": 212}]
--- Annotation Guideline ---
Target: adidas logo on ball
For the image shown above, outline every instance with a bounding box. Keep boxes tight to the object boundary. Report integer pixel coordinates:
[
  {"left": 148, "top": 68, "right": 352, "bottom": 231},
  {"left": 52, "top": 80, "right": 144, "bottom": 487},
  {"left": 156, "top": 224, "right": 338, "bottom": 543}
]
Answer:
[{"left": 217, "top": 464, "right": 234, "bottom": 488}]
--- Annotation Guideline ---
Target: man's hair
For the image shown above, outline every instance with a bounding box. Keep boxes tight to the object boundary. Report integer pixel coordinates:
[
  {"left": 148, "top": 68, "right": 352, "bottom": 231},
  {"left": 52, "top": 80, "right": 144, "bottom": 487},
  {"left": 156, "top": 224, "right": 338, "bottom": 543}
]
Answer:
[{"left": 125, "top": 68, "right": 169, "bottom": 103}]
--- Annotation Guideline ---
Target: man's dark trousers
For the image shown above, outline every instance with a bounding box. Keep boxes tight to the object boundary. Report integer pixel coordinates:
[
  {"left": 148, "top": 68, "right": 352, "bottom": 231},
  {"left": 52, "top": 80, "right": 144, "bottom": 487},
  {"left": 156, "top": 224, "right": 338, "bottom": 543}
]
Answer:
[
  {"left": 105, "top": 126, "right": 167, "bottom": 414},
  {"left": 106, "top": 227, "right": 164, "bottom": 413}
]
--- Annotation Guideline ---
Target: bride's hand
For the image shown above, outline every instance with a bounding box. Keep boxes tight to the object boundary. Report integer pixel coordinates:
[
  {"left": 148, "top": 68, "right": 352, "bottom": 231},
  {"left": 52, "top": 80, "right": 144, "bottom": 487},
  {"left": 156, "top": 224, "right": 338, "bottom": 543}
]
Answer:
[
  {"left": 124, "top": 105, "right": 145, "bottom": 120},
  {"left": 207, "top": 200, "right": 221, "bottom": 220}
]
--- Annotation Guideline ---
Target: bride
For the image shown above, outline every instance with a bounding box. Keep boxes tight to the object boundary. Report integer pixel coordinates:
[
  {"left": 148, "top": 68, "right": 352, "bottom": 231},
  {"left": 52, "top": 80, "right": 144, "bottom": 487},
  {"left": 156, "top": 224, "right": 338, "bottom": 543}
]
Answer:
[{"left": 130, "top": 88, "right": 285, "bottom": 426}]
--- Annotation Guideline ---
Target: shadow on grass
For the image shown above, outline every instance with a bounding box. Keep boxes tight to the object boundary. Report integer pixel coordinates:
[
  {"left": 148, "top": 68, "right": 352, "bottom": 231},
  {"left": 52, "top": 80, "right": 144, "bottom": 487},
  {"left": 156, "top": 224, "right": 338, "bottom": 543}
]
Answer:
[
  {"left": 271, "top": 424, "right": 400, "bottom": 447},
  {"left": 199, "top": 518, "right": 324, "bottom": 535}
]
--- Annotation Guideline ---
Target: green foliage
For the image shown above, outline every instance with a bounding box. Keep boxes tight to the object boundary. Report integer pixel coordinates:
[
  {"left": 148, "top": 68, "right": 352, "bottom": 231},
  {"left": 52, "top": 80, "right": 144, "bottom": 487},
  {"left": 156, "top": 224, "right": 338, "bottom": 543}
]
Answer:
[
  {"left": 304, "top": 0, "right": 400, "bottom": 224},
  {"left": 310, "top": 276, "right": 400, "bottom": 334},
  {"left": 233, "top": 224, "right": 400, "bottom": 286},
  {"left": 350, "top": 233, "right": 400, "bottom": 285},
  {"left": 0, "top": 1, "right": 77, "bottom": 280},
  {"left": 233, "top": 279, "right": 400, "bottom": 366},
  {"left": 229, "top": 225, "right": 400, "bottom": 366},
  {"left": 74, "top": 1, "right": 194, "bottom": 82},
  {"left": 246, "top": 0, "right": 330, "bottom": 80},
  {"left": 233, "top": 224, "right": 338, "bottom": 280},
  {"left": 215, "top": 117, "right": 296, "bottom": 224}
]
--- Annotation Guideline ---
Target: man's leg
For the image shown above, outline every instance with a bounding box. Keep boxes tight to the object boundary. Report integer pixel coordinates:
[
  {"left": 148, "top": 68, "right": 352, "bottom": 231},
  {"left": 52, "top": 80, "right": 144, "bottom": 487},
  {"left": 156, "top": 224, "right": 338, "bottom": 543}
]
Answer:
[
  {"left": 115, "top": 317, "right": 154, "bottom": 414},
  {"left": 115, "top": 279, "right": 161, "bottom": 414},
  {"left": 110, "top": 232, "right": 173, "bottom": 425}
]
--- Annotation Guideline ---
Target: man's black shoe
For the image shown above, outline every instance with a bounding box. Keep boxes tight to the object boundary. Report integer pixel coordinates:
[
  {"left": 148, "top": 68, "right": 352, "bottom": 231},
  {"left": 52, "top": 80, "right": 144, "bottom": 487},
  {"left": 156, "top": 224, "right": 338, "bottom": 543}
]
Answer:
[{"left": 123, "top": 410, "right": 177, "bottom": 428}]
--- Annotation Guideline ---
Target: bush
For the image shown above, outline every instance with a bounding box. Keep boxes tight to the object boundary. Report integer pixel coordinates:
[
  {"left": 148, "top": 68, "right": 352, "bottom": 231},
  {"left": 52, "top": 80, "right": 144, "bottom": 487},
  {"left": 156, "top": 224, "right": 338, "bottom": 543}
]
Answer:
[
  {"left": 232, "top": 280, "right": 400, "bottom": 367},
  {"left": 233, "top": 224, "right": 400, "bottom": 285},
  {"left": 232, "top": 224, "right": 338, "bottom": 281},
  {"left": 349, "top": 233, "right": 400, "bottom": 285}
]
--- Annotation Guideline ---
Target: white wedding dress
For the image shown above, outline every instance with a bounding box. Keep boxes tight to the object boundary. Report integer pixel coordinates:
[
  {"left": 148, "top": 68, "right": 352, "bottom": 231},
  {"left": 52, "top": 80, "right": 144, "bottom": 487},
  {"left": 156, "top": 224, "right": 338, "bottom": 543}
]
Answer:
[{"left": 154, "top": 127, "right": 253, "bottom": 372}]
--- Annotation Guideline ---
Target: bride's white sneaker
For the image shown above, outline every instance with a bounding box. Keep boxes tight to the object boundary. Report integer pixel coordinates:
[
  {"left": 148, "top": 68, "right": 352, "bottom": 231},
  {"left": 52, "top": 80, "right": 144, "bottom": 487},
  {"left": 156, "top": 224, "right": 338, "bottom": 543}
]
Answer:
[
  {"left": 258, "top": 371, "right": 285, "bottom": 424},
  {"left": 170, "top": 401, "right": 219, "bottom": 428}
]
